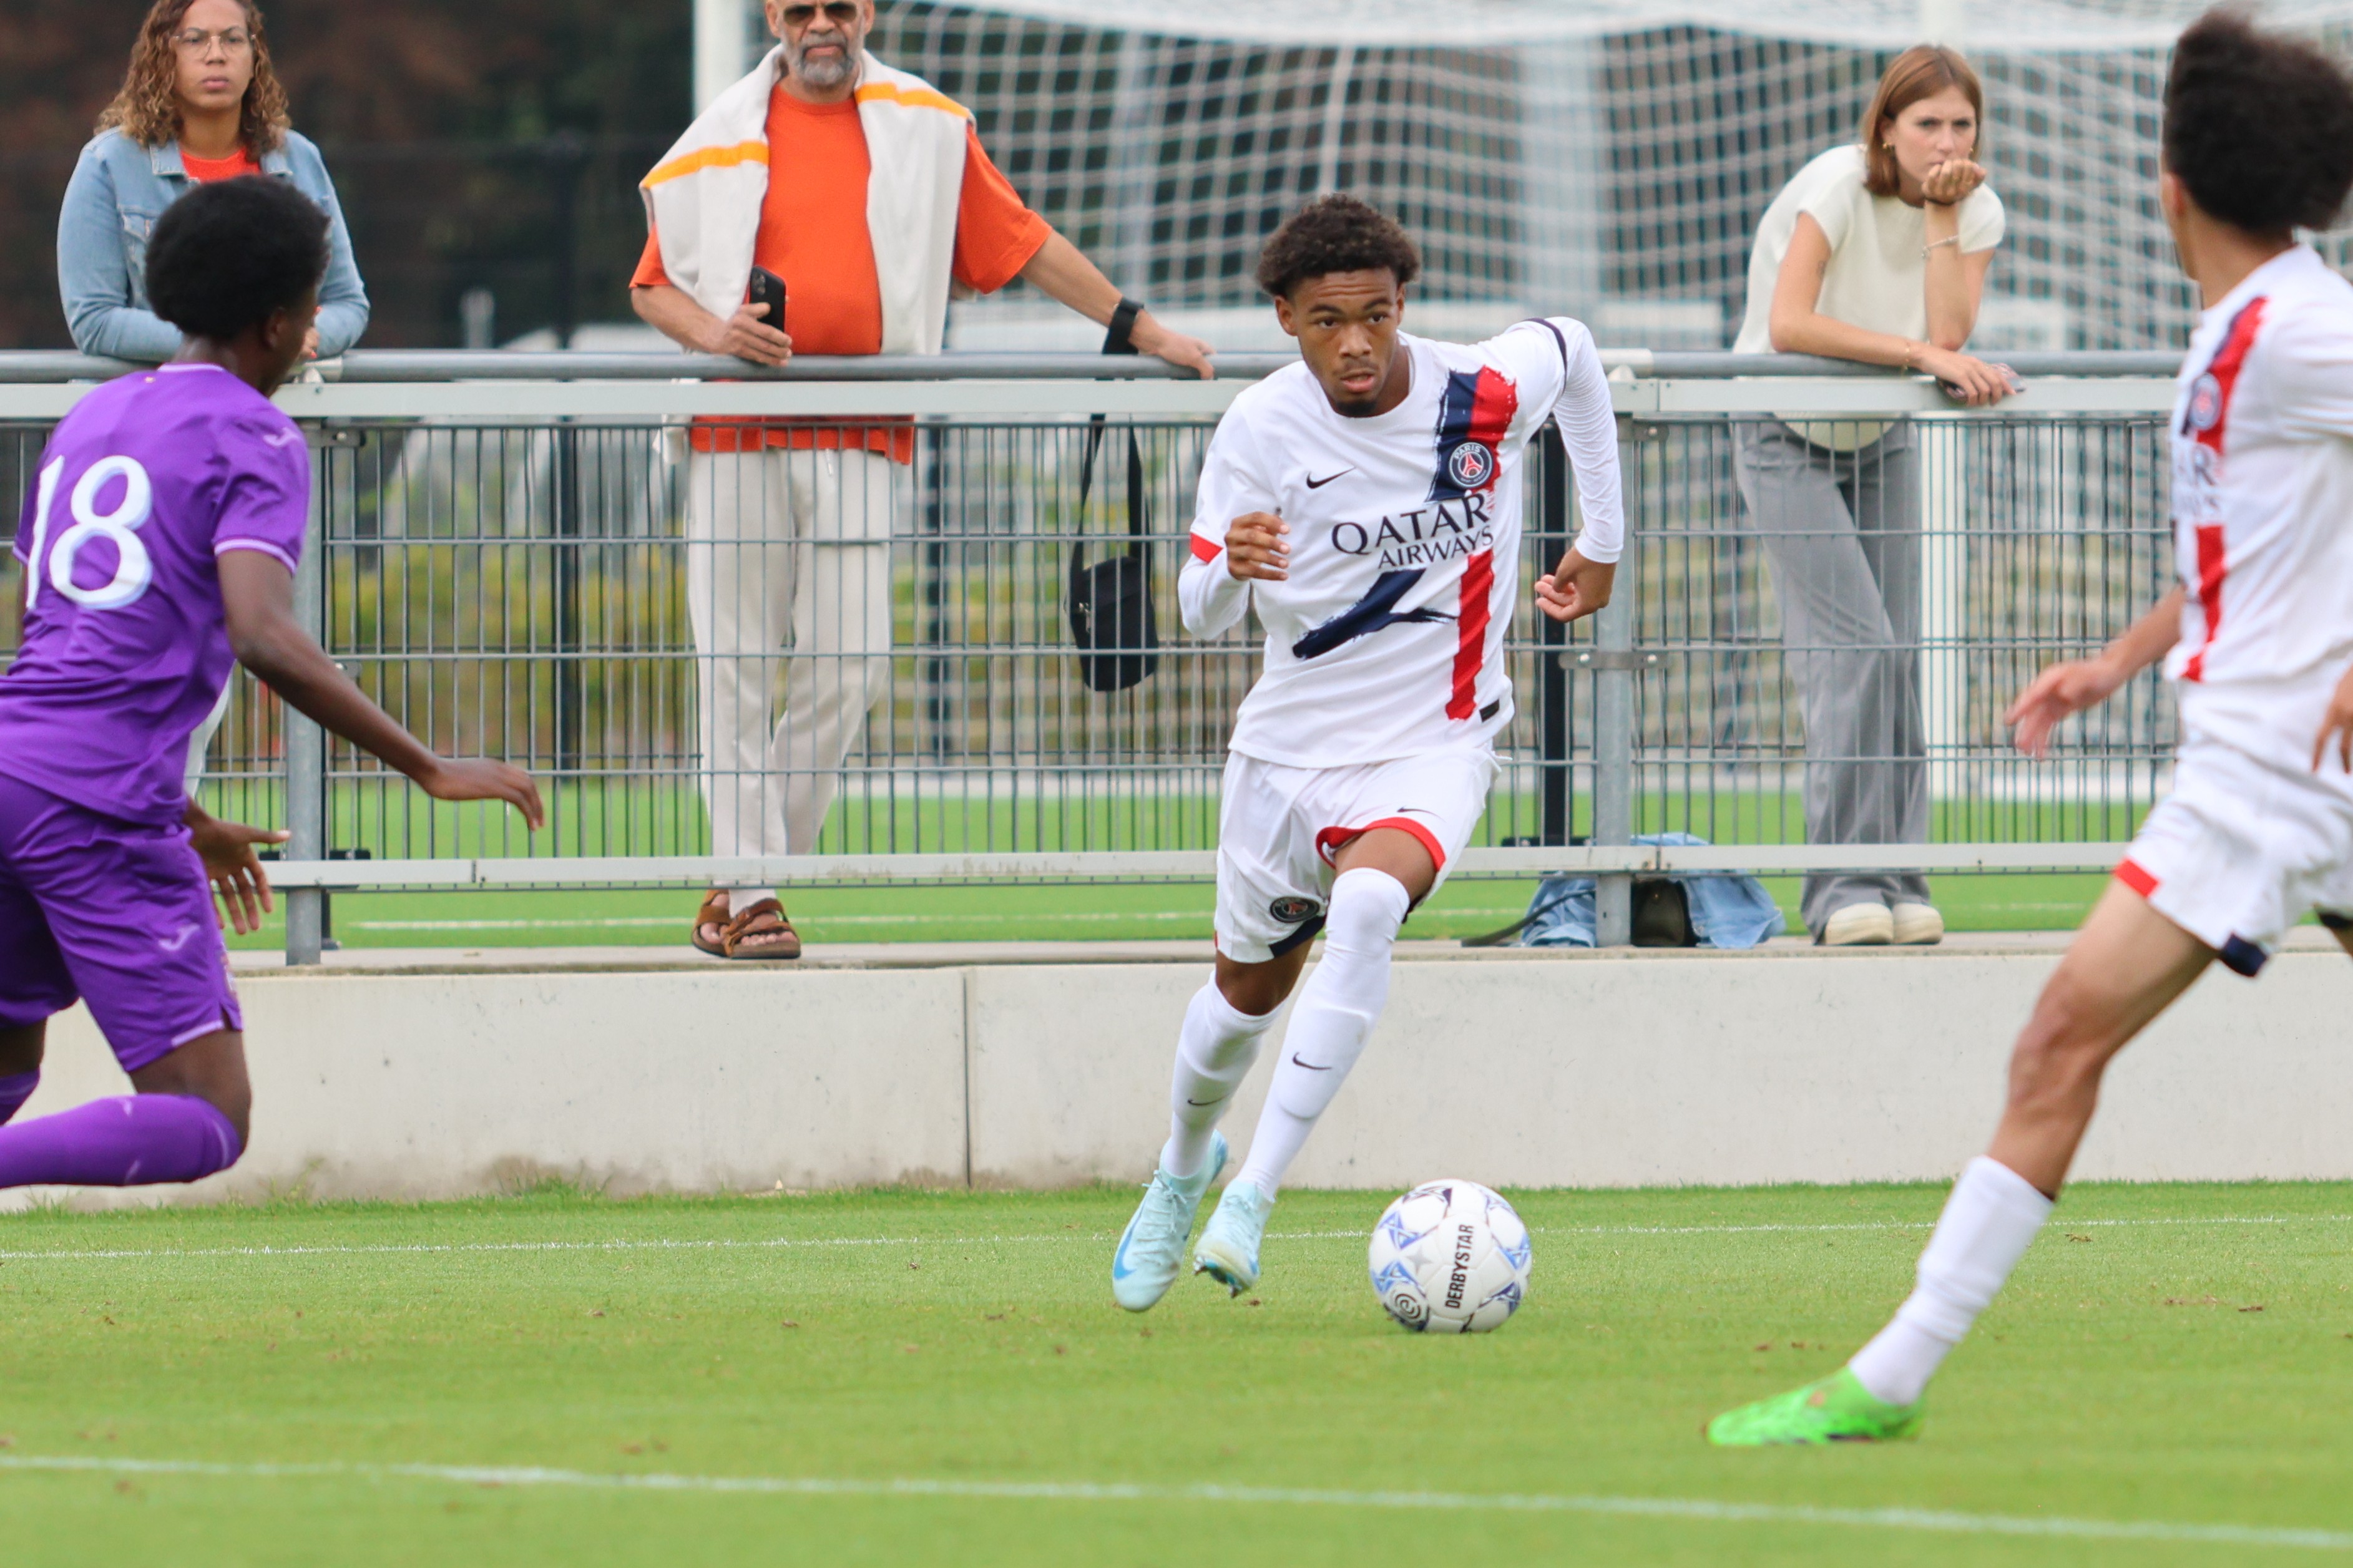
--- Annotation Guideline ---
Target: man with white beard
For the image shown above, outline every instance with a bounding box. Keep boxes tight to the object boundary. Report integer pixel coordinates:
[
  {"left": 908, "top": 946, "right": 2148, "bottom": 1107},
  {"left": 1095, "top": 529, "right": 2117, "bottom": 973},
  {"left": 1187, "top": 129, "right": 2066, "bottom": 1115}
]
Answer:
[{"left": 632, "top": 0, "right": 1214, "bottom": 959}]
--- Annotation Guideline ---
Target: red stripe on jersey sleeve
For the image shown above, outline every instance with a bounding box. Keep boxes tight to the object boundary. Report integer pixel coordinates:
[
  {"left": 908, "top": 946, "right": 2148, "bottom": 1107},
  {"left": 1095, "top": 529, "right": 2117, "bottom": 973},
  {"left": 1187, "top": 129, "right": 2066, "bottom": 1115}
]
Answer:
[
  {"left": 1446, "top": 548, "right": 1496, "bottom": 720},
  {"left": 2115, "top": 858, "right": 2159, "bottom": 898},
  {"left": 2183, "top": 522, "right": 2227, "bottom": 683},
  {"left": 1189, "top": 533, "right": 1222, "bottom": 562}
]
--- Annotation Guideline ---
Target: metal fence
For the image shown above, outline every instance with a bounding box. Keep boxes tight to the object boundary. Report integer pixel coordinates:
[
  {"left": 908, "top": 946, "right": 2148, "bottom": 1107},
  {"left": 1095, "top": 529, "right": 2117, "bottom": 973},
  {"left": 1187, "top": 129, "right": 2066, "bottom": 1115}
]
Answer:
[{"left": 0, "top": 350, "right": 2182, "bottom": 958}]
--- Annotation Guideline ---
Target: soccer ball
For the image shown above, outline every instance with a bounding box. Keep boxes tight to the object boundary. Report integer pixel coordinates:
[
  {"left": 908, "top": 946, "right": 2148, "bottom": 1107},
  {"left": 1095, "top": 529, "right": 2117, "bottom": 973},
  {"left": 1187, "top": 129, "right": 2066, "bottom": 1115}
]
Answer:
[{"left": 1366, "top": 1179, "right": 1532, "bottom": 1333}]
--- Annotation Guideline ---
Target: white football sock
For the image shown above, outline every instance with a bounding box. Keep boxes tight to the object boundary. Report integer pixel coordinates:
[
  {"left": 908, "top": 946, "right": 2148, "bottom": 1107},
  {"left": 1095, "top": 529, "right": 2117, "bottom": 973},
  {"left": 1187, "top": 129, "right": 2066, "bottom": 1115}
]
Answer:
[
  {"left": 1160, "top": 981, "right": 1278, "bottom": 1180},
  {"left": 1235, "top": 867, "right": 1411, "bottom": 1197},
  {"left": 1847, "top": 1156, "right": 2054, "bottom": 1406},
  {"left": 723, "top": 887, "right": 778, "bottom": 913}
]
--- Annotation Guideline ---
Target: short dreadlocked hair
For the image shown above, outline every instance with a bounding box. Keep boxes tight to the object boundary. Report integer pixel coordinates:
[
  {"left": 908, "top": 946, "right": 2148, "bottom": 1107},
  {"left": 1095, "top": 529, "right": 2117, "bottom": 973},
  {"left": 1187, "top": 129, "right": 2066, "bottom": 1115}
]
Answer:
[
  {"left": 1255, "top": 195, "right": 1422, "bottom": 301},
  {"left": 2165, "top": 8, "right": 2353, "bottom": 233}
]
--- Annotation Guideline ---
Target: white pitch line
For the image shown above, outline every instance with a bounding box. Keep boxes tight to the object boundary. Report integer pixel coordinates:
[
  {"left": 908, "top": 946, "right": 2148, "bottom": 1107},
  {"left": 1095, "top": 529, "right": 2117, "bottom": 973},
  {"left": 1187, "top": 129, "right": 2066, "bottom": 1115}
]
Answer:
[
  {"left": 0, "top": 1453, "right": 2344, "bottom": 1550},
  {"left": 0, "top": 1212, "right": 2342, "bottom": 1264}
]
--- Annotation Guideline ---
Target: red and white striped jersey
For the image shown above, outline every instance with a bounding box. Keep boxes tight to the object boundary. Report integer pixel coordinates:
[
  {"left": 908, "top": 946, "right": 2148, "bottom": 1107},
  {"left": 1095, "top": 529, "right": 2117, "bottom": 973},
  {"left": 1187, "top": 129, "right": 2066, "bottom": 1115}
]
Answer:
[
  {"left": 2166, "top": 246, "right": 2353, "bottom": 759},
  {"left": 1180, "top": 319, "right": 1624, "bottom": 769}
]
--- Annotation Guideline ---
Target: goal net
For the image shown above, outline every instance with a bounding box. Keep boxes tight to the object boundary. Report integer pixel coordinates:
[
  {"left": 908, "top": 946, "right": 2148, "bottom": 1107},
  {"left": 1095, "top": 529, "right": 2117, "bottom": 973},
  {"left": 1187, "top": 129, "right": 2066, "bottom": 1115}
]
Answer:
[{"left": 845, "top": 0, "right": 2353, "bottom": 351}]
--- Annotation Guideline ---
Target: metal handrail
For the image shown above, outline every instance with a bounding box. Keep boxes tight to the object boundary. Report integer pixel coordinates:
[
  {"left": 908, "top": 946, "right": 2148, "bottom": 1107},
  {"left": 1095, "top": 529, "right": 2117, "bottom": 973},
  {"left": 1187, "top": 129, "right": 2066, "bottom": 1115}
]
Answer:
[{"left": 0, "top": 346, "right": 2186, "bottom": 384}]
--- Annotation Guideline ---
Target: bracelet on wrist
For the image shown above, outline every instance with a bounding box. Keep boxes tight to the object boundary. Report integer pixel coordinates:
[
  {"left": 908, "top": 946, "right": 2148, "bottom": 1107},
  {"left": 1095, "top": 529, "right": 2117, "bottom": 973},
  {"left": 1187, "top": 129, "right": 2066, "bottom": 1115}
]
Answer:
[
  {"left": 1922, "top": 234, "right": 1961, "bottom": 260},
  {"left": 1103, "top": 296, "right": 1145, "bottom": 356}
]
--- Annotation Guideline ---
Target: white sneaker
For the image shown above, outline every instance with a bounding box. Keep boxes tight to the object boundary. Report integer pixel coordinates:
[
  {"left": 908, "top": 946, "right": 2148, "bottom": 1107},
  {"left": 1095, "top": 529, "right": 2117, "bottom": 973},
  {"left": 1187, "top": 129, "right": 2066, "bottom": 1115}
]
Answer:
[
  {"left": 1891, "top": 902, "right": 1945, "bottom": 945},
  {"left": 1820, "top": 903, "right": 1895, "bottom": 946}
]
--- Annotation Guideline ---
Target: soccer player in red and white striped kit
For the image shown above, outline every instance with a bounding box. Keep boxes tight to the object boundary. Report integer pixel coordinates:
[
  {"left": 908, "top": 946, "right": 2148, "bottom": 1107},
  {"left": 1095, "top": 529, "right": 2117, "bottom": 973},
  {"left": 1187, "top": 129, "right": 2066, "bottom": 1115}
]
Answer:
[
  {"left": 1713, "top": 9, "right": 2353, "bottom": 1443},
  {"left": 1110, "top": 195, "right": 1625, "bottom": 1310}
]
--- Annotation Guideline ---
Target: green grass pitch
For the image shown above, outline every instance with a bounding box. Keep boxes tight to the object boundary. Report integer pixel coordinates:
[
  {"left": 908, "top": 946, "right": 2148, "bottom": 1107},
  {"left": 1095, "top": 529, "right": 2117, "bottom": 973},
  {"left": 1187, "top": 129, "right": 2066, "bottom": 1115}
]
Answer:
[
  {"left": 221, "top": 873, "right": 2124, "bottom": 952},
  {"left": 3, "top": 1181, "right": 2351, "bottom": 1564}
]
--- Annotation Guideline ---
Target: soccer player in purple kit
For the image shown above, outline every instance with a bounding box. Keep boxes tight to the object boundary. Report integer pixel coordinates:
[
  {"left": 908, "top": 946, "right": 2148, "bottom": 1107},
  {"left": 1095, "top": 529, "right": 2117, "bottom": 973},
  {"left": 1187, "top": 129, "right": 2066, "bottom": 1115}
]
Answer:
[{"left": 0, "top": 176, "right": 542, "bottom": 1191}]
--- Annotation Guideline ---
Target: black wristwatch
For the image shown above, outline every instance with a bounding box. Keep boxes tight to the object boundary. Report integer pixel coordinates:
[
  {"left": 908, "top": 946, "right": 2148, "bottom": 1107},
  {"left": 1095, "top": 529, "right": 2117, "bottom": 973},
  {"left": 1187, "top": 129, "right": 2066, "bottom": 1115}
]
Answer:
[{"left": 1103, "top": 296, "right": 1145, "bottom": 356}]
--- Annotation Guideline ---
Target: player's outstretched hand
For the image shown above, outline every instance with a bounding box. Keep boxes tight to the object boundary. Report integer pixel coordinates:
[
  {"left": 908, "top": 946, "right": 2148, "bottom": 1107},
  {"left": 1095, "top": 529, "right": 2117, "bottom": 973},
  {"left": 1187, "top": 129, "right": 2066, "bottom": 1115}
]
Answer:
[
  {"left": 1535, "top": 548, "right": 1615, "bottom": 624},
  {"left": 2312, "top": 663, "right": 2353, "bottom": 774},
  {"left": 1225, "top": 512, "right": 1289, "bottom": 582},
  {"left": 185, "top": 807, "right": 287, "bottom": 935},
  {"left": 2006, "top": 657, "right": 2126, "bottom": 758},
  {"left": 419, "top": 758, "right": 547, "bottom": 830}
]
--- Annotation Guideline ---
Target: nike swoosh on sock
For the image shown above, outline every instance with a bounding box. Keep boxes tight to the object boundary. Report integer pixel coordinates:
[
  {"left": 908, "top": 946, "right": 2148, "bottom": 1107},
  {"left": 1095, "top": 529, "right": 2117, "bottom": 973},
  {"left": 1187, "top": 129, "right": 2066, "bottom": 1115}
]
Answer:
[{"left": 1289, "top": 1055, "right": 1334, "bottom": 1071}]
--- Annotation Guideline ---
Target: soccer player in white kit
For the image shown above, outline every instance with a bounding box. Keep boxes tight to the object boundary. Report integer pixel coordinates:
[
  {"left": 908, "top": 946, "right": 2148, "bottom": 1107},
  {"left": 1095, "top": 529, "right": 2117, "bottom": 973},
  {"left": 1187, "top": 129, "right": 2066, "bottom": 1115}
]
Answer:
[
  {"left": 1712, "top": 10, "right": 2353, "bottom": 1443},
  {"left": 1109, "top": 196, "right": 1625, "bottom": 1310}
]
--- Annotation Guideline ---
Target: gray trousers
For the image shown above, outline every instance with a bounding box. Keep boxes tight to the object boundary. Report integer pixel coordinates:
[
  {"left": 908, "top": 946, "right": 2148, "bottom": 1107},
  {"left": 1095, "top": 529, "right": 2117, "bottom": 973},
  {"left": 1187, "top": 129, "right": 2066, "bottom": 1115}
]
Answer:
[{"left": 1732, "top": 420, "right": 1929, "bottom": 935}]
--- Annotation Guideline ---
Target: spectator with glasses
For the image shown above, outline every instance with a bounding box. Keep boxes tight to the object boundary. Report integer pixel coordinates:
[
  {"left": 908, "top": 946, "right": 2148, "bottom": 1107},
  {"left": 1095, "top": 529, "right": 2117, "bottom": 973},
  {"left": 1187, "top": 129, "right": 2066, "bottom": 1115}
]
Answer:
[
  {"left": 632, "top": 0, "right": 1213, "bottom": 960},
  {"left": 59, "top": 0, "right": 369, "bottom": 364}
]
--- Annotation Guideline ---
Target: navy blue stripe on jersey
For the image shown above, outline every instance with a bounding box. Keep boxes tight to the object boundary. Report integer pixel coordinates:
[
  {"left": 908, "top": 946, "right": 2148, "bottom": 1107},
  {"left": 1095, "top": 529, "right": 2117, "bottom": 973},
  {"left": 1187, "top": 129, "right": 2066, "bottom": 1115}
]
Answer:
[
  {"left": 1520, "top": 318, "right": 1570, "bottom": 371},
  {"left": 1289, "top": 568, "right": 1454, "bottom": 660},
  {"left": 1427, "top": 366, "right": 1519, "bottom": 502}
]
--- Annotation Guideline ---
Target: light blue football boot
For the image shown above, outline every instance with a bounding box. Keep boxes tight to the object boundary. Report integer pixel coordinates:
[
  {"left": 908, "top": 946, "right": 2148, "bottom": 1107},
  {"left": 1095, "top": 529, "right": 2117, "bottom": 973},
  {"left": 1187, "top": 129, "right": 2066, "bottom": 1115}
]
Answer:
[
  {"left": 1111, "top": 1133, "right": 1228, "bottom": 1312},
  {"left": 1193, "top": 1178, "right": 1276, "bottom": 1296}
]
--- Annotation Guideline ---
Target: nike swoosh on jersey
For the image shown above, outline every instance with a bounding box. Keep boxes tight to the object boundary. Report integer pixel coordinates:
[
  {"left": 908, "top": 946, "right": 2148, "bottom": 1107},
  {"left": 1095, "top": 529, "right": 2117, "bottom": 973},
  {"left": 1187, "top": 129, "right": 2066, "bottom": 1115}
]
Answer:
[
  {"left": 1304, "top": 469, "right": 1353, "bottom": 489},
  {"left": 1290, "top": 568, "right": 1452, "bottom": 660}
]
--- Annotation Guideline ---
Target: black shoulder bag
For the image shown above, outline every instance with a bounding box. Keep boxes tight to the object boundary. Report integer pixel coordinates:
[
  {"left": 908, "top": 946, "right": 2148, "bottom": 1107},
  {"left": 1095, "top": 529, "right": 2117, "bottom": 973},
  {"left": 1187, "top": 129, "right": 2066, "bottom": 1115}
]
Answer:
[{"left": 1065, "top": 298, "right": 1161, "bottom": 693}]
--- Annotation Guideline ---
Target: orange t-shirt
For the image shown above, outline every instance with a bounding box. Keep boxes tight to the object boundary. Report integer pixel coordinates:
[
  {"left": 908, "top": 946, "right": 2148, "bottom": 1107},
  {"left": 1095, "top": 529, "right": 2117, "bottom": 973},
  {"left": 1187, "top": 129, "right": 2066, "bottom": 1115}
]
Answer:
[
  {"left": 633, "top": 87, "right": 1049, "bottom": 459},
  {"left": 180, "top": 146, "right": 263, "bottom": 182}
]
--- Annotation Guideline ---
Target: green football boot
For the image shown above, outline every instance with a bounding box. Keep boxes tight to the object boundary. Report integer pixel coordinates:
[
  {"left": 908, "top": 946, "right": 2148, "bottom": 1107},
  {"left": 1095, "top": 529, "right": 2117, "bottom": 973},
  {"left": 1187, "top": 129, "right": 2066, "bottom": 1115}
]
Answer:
[
  {"left": 1706, "top": 1368, "right": 1925, "bottom": 1446},
  {"left": 1193, "top": 1178, "right": 1275, "bottom": 1296}
]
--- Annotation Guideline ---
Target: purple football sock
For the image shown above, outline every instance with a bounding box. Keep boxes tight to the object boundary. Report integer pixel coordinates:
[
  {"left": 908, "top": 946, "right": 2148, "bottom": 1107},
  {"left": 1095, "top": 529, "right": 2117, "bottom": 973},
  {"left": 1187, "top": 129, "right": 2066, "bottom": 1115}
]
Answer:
[
  {"left": 0, "top": 1094, "right": 242, "bottom": 1188},
  {"left": 0, "top": 1071, "right": 37, "bottom": 1126}
]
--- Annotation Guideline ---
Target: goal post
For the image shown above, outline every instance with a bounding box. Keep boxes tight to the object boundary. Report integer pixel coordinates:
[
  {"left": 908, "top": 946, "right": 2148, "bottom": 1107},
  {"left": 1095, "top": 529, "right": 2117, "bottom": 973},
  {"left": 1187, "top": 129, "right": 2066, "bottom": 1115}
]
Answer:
[{"left": 828, "top": 0, "right": 2353, "bottom": 353}]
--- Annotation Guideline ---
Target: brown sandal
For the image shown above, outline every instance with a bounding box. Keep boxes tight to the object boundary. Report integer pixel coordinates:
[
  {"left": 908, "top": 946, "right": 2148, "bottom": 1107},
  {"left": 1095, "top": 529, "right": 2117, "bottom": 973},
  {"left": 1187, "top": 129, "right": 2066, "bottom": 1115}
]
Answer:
[
  {"left": 690, "top": 890, "right": 734, "bottom": 957},
  {"left": 696, "top": 894, "right": 802, "bottom": 961}
]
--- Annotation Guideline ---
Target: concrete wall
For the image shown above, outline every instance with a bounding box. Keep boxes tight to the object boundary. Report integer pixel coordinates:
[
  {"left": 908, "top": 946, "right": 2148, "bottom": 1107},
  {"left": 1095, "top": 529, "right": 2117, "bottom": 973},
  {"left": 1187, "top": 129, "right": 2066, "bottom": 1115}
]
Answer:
[{"left": 17, "top": 947, "right": 2353, "bottom": 1202}]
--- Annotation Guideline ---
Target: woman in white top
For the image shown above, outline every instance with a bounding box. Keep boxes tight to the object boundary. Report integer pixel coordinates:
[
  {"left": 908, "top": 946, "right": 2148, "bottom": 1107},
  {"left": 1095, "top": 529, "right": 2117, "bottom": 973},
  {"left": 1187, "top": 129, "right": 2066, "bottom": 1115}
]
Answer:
[{"left": 1731, "top": 46, "right": 2016, "bottom": 947}]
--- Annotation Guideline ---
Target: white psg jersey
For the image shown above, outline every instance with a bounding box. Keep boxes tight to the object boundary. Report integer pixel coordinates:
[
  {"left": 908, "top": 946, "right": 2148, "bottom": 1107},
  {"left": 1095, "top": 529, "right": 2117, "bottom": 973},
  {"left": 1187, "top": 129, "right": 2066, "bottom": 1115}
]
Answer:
[
  {"left": 1180, "top": 319, "right": 1625, "bottom": 769},
  {"left": 2166, "top": 245, "right": 2353, "bottom": 762}
]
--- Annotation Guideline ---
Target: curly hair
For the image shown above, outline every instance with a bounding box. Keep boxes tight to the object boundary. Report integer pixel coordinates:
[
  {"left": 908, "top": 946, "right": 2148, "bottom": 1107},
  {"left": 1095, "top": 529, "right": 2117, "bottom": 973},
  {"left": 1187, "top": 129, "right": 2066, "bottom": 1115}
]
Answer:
[
  {"left": 148, "top": 177, "right": 328, "bottom": 339},
  {"left": 1255, "top": 195, "right": 1422, "bottom": 299},
  {"left": 2165, "top": 7, "right": 2353, "bottom": 233},
  {"left": 96, "top": 0, "right": 290, "bottom": 156}
]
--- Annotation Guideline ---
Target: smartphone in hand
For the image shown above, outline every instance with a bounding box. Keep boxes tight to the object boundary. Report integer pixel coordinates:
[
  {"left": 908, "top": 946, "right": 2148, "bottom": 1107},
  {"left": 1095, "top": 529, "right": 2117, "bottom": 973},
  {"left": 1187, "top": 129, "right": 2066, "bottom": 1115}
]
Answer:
[{"left": 748, "top": 266, "right": 787, "bottom": 334}]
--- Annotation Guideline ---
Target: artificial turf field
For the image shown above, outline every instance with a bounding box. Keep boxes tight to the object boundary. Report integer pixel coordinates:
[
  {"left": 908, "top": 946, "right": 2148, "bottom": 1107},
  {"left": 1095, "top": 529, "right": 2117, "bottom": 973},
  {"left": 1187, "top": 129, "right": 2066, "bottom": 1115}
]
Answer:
[{"left": 4, "top": 1182, "right": 2352, "bottom": 1564}]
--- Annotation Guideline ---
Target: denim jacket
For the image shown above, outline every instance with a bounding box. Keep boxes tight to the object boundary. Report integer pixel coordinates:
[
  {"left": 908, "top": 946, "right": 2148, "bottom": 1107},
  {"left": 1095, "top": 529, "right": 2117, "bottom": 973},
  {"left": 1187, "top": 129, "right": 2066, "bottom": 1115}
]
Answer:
[{"left": 57, "top": 127, "right": 370, "bottom": 363}]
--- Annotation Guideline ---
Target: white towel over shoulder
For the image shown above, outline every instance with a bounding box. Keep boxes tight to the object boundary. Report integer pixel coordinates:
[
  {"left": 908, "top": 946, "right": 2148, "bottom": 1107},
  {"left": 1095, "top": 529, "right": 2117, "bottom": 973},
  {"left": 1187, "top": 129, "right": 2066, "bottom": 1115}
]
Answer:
[{"left": 640, "top": 48, "right": 970, "bottom": 355}]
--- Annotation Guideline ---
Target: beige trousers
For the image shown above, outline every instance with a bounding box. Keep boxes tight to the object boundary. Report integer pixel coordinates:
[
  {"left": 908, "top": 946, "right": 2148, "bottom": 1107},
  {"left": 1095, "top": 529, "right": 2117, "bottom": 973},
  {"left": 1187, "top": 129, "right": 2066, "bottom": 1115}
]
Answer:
[{"left": 685, "top": 446, "right": 898, "bottom": 882}]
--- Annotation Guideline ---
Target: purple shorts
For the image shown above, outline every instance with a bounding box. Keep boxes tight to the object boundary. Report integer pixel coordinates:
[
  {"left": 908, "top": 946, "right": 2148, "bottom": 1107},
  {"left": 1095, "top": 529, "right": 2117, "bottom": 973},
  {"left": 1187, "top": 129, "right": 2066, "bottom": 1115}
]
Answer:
[{"left": 0, "top": 773, "right": 241, "bottom": 1073}]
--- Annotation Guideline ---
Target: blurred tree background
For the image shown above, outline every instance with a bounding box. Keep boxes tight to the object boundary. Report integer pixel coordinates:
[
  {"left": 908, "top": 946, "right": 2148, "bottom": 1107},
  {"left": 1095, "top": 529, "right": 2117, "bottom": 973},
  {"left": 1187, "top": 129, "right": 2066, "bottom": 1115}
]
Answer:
[{"left": 0, "top": 0, "right": 690, "bottom": 348}]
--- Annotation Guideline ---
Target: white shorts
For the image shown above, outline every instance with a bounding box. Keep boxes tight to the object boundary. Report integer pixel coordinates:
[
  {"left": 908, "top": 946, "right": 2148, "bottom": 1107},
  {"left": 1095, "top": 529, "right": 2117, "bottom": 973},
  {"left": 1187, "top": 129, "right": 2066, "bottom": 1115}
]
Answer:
[
  {"left": 2120, "top": 738, "right": 2353, "bottom": 975},
  {"left": 1213, "top": 741, "right": 1499, "bottom": 964}
]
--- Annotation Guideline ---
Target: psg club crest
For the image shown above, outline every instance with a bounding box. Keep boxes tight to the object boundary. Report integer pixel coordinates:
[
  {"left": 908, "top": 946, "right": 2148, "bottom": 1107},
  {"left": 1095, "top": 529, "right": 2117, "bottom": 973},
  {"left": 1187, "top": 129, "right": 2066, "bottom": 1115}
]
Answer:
[
  {"left": 1268, "top": 895, "right": 1321, "bottom": 925},
  {"left": 1446, "top": 441, "right": 1496, "bottom": 491},
  {"left": 2187, "top": 373, "right": 2223, "bottom": 432}
]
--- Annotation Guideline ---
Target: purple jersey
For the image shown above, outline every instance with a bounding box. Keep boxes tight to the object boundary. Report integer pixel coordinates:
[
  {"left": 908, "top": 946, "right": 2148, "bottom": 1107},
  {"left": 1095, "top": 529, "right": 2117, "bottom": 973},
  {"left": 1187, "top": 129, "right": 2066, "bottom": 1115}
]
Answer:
[{"left": 1, "top": 363, "right": 308, "bottom": 826}]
